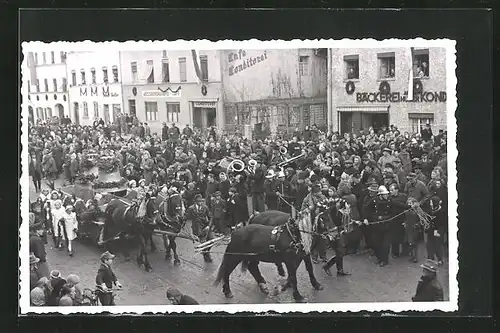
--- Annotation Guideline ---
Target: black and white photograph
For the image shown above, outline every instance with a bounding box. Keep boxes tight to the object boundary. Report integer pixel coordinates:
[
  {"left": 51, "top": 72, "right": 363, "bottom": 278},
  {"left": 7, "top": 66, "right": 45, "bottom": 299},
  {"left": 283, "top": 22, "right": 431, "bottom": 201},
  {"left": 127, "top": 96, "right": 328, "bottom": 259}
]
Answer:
[{"left": 20, "top": 39, "right": 458, "bottom": 314}]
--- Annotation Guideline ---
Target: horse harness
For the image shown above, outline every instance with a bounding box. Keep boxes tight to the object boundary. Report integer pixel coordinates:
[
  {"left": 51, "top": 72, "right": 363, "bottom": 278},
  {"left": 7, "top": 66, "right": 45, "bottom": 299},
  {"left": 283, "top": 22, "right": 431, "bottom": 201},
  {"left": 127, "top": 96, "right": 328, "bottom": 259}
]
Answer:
[{"left": 268, "top": 219, "right": 304, "bottom": 255}]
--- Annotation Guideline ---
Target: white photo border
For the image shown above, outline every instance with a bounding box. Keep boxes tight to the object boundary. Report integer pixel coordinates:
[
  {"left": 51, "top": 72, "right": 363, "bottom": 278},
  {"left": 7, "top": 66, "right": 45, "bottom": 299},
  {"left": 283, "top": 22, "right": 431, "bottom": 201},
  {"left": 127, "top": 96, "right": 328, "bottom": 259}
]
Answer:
[{"left": 19, "top": 38, "right": 458, "bottom": 314}]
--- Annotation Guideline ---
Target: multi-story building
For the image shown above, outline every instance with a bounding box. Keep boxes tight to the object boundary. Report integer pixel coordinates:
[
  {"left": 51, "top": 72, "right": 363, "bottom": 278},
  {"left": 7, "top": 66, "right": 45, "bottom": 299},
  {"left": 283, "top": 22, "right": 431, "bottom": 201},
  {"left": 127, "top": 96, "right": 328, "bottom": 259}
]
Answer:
[
  {"left": 327, "top": 47, "right": 447, "bottom": 134},
  {"left": 23, "top": 50, "right": 70, "bottom": 124},
  {"left": 119, "top": 50, "right": 223, "bottom": 134},
  {"left": 221, "top": 48, "right": 328, "bottom": 137},
  {"left": 66, "top": 51, "right": 124, "bottom": 126}
]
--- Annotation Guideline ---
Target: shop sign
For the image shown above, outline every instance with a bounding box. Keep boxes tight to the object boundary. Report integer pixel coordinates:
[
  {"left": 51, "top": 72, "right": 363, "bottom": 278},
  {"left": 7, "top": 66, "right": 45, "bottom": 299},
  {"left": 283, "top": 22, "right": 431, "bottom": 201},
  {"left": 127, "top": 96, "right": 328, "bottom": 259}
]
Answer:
[
  {"left": 79, "top": 85, "right": 119, "bottom": 98},
  {"left": 142, "top": 89, "right": 181, "bottom": 98},
  {"left": 356, "top": 91, "right": 447, "bottom": 103},
  {"left": 227, "top": 49, "right": 268, "bottom": 76},
  {"left": 193, "top": 101, "right": 216, "bottom": 108}
]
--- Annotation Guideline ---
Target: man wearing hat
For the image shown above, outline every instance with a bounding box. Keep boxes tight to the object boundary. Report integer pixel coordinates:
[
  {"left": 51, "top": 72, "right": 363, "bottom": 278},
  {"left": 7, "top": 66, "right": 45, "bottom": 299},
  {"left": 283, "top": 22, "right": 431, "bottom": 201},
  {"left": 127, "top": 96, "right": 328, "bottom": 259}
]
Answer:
[
  {"left": 411, "top": 259, "right": 444, "bottom": 302},
  {"left": 186, "top": 194, "right": 214, "bottom": 262},
  {"left": 29, "top": 222, "right": 50, "bottom": 279},
  {"left": 210, "top": 191, "right": 226, "bottom": 234},
  {"left": 413, "top": 162, "right": 429, "bottom": 185},
  {"left": 29, "top": 253, "right": 42, "bottom": 291},
  {"left": 166, "top": 287, "right": 199, "bottom": 305},
  {"left": 95, "top": 251, "right": 123, "bottom": 306},
  {"left": 378, "top": 147, "right": 396, "bottom": 171},
  {"left": 294, "top": 171, "right": 310, "bottom": 212},
  {"left": 360, "top": 181, "right": 380, "bottom": 253},
  {"left": 301, "top": 181, "right": 327, "bottom": 215}
]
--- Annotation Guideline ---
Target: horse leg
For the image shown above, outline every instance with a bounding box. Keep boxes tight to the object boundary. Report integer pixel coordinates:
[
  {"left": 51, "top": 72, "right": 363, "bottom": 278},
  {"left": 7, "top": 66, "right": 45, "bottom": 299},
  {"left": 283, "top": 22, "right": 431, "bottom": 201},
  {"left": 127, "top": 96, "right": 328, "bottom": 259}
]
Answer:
[
  {"left": 170, "top": 236, "right": 180, "bottom": 266},
  {"left": 162, "top": 234, "right": 171, "bottom": 260},
  {"left": 149, "top": 231, "right": 157, "bottom": 252},
  {"left": 142, "top": 234, "right": 152, "bottom": 272},
  {"left": 284, "top": 260, "right": 304, "bottom": 301},
  {"left": 303, "top": 255, "right": 323, "bottom": 290},
  {"left": 247, "top": 260, "right": 268, "bottom": 294},
  {"left": 222, "top": 256, "right": 242, "bottom": 299}
]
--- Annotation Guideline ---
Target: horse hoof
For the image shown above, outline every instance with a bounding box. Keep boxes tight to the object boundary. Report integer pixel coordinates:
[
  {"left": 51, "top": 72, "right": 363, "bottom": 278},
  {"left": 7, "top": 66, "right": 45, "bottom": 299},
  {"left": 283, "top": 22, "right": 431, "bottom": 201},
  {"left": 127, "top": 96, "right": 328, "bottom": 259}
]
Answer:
[
  {"left": 258, "top": 283, "right": 269, "bottom": 294},
  {"left": 314, "top": 283, "right": 324, "bottom": 291},
  {"left": 293, "top": 293, "right": 305, "bottom": 302},
  {"left": 224, "top": 291, "right": 233, "bottom": 299}
]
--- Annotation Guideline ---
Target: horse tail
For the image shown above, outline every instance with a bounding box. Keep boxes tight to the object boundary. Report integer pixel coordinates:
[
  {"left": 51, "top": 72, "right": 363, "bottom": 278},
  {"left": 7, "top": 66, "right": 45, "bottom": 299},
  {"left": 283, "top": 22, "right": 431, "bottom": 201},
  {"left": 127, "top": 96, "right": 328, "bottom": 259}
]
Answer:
[
  {"left": 240, "top": 259, "right": 249, "bottom": 274},
  {"left": 213, "top": 253, "right": 227, "bottom": 287}
]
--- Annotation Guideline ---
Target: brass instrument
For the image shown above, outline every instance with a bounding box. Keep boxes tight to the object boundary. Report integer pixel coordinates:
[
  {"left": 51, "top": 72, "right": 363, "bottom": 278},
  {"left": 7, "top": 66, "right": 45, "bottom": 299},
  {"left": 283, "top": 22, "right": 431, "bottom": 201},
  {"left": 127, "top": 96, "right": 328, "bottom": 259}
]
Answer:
[
  {"left": 276, "top": 151, "right": 306, "bottom": 168},
  {"left": 279, "top": 146, "right": 288, "bottom": 155},
  {"left": 247, "top": 159, "right": 257, "bottom": 174},
  {"left": 227, "top": 159, "right": 245, "bottom": 173}
]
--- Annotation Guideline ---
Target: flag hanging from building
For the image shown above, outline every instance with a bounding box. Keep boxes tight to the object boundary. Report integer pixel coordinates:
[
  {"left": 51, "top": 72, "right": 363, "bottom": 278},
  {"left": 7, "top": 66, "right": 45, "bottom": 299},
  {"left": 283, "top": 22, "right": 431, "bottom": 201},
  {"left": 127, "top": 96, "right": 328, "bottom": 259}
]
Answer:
[
  {"left": 191, "top": 50, "right": 202, "bottom": 83},
  {"left": 27, "top": 52, "right": 37, "bottom": 86},
  {"left": 407, "top": 47, "right": 415, "bottom": 101}
]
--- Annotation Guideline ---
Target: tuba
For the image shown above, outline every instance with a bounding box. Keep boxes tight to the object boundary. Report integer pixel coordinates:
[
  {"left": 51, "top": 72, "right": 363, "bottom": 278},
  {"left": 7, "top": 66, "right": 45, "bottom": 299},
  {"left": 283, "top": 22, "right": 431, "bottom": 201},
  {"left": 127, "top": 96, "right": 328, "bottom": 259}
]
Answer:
[
  {"left": 247, "top": 159, "right": 257, "bottom": 174},
  {"left": 227, "top": 159, "right": 245, "bottom": 173},
  {"left": 279, "top": 146, "right": 288, "bottom": 155}
]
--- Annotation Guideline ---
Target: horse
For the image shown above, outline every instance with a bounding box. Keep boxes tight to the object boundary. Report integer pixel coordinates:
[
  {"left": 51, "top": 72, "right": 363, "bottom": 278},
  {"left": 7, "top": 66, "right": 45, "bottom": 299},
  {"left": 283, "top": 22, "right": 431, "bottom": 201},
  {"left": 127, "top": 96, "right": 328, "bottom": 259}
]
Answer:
[
  {"left": 213, "top": 208, "right": 322, "bottom": 302},
  {"left": 104, "top": 195, "right": 159, "bottom": 272},
  {"left": 154, "top": 191, "right": 186, "bottom": 265}
]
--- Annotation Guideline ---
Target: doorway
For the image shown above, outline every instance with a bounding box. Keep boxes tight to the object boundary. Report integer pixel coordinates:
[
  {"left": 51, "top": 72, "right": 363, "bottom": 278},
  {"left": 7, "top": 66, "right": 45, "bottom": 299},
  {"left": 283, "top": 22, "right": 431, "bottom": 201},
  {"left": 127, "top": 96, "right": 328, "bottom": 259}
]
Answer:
[
  {"left": 192, "top": 106, "right": 217, "bottom": 131},
  {"left": 55, "top": 103, "right": 64, "bottom": 120},
  {"left": 73, "top": 102, "right": 80, "bottom": 125},
  {"left": 339, "top": 112, "right": 389, "bottom": 134}
]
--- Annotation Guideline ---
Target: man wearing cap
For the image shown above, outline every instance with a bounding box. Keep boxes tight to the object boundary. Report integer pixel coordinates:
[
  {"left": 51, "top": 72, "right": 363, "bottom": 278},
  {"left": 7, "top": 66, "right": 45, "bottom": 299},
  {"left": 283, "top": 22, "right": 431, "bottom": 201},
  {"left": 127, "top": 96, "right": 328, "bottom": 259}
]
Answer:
[
  {"left": 210, "top": 191, "right": 226, "bottom": 234},
  {"left": 166, "top": 287, "right": 199, "bottom": 305},
  {"left": 248, "top": 158, "right": 266, "bottom": 214},
  {"left": 186, "top": 194, "right": 214, "bottom": 262},
  {"left": 413, "top": 162, "right": 429, "bottom": 185},
  {"left": 360, "top": 181, "right": 379, "bottom": 253},
  {"left": 30, "top": 223, "right": 50, "bottom": 279},
  {"left": 226, "top": 187, "right": 248, "bottom": 230},
  {"left": 412, "top": 259, "right": 444, "bottom": 302},
  {"left": 301, "top": 182, "right": 327, "bottom": 216},
  {"left": 95, "top": 251, "right": 123, "bottom": 305}
]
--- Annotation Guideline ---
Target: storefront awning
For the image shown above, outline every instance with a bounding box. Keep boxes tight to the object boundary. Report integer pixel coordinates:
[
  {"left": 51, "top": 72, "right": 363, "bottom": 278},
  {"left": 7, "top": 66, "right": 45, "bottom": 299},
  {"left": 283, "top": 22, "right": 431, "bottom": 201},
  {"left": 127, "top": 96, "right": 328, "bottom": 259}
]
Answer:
[{"left": 337, "top": 105, "right": 390, "bottom": 113}]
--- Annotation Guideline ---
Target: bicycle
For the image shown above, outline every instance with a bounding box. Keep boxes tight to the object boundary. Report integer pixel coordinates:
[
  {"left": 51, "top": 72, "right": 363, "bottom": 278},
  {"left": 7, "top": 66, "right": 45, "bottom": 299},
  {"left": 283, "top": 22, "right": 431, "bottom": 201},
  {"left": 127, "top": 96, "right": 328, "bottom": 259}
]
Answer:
[{"left": 82, "top": 285, "right": 122, "bottom": 306}]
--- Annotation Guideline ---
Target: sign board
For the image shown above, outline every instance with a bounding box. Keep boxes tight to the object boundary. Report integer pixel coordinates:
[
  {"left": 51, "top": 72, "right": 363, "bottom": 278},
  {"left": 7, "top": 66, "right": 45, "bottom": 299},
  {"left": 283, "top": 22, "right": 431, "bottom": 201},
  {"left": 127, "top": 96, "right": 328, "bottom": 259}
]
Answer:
[
  {"left": 356, "top": 91, "right": 447, "bottom": 103},
  {"left": 142, "top": 89, "right": 181, "bottom": 98},
  {"left": 193, "top": 101, "right": 217, "bottom": 108}
]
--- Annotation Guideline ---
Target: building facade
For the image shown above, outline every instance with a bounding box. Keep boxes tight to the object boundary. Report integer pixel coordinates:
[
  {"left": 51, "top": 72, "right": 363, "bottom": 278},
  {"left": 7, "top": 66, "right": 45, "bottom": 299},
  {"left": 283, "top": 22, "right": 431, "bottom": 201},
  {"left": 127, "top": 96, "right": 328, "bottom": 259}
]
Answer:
[
  {"left": 119, "top": 50, "right": 223, "bottom": 134},
  {"left": 66, "top": 51, "right": 124, "bottom": 126},
  {"left": 23, "top": 50, "right": 70, "bottom": 125},
  {"left": 327, "top": 47, "right": 447, "bottom": 134},
  {"left": 221, "top": 48, "right": 328, "bottom": 137}
]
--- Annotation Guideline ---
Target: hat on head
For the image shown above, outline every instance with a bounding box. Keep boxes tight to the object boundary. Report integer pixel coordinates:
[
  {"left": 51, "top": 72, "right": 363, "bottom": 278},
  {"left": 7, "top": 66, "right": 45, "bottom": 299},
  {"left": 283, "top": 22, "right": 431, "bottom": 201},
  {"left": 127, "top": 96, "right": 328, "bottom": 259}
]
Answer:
[
  {"left": 345, "top": 159, "right": 353, "bottom": 164},
  {"left": 383, "top": 147, "right": 391, "bottom": 153},
  {"left": 393, "top": 158, "right": 401, "bottom": 163},
  {"left": 29, "top": 253, "right": 40, "bottom": 265},
  {"left": 407, "top": 172, "right": 417, "bottom": 178},
  {"left": 50, "top": 270, "right": 61, "bottom": 279},
  {"left": 420, "top": 259, "right": 438, "bottom": 273},
  {"left": 65, "top": 205, "right": 73, "bottom": 211},
  {"left": 194, "top": 194, "right": 203, "bottom": 201},
  {"left": 213, "top": 191, "right": 222, "bottom": 197},
  {"left": 265, "top": 169, "right": 276, "bottom": 179},
  {"left": 413, "top": 163, "right": 422, "bottom": 170},
  {"left": 229, "top": 187, "right": 237, "bottom": 193},
  {"left": 100, "top": 251, "right": 116, "bottom": 262},
  {"left": 286, "top": 166, "right": 295, "bottom": 172},
  {"left": 368, "top": 183, "right": 379, "bottom": 192},
  {"left": 166, "top": 287, "right": 182, "bottom": 299},
  {"left": 378, "top": 185, "right": 389, "bottom": 195}
]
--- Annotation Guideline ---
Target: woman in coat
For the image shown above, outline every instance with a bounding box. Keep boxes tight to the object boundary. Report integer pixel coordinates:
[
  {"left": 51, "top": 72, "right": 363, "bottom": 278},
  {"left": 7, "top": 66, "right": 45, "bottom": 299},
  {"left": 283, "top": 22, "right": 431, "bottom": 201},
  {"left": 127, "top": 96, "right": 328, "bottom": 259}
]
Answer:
[{"left": 60, "top": 205, "right": 78, "bottom": 256}]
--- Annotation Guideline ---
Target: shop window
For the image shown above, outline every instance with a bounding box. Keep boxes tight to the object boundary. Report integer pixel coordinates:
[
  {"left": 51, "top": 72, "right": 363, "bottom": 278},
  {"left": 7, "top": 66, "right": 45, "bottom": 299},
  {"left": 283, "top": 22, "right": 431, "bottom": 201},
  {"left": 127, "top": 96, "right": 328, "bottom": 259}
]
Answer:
[
  {"left": 93, "top": 102, "right": 99, "bottom": 118},
  {"left": 81, "top": 69, "right": 86, "bottom": 85},
  {"left": 83, "top": 102, "right": 89, "bottom": 118},
  {"left": 112, "top": 65, "right": 119, "bottom": 83},
  {"left": 71, "top": 70, "right": 76, "bottom": 86},
  {"left": 299, "top": 56, "right": 309, "bottom": 76},
  {"left": 53, "top": 78, "right": 57, "bottom": 92},
  {"left": 162, "top": 58, "right": 170, "bottom": 83},
  {"left": 145, "top": 101, "right": 158, "bottom": 121},
  {"left": 131, "top": 62, "right": 138, "bottom": 83},
  {"left": 409, "top": 113, "right": 434, "bottom": 134},
  {"left": 378, "top": 52, "right": 395, "bottom": 79},
  {"left": 44, "top": 79, "right": 49, "bottom": 92},
  {"left": 200, "top": 55, "right": 208, "bottom": 81},
  {"left": 102, "top": 67, "right": 108, "bottom": 83},
  {"left": 166, "top": 102, "right": 180, "bottom": 123},
  {"left": 91, "top": 68, "right": 96, "bottom": 84},
  {"left": 146, "top": 60, "right": 154, "bottom": 83},
  {"left": 179, "top": 57, "right": 187, "bottom": 82},
  {"left": 413, "top": 49, "right": 430, "bottom": 78},
  {"left": 128, "top": 99, "right": 136, "bottom": 116},
  {"left": 344, "top": 55, "right": 359, "bottom": 80}
]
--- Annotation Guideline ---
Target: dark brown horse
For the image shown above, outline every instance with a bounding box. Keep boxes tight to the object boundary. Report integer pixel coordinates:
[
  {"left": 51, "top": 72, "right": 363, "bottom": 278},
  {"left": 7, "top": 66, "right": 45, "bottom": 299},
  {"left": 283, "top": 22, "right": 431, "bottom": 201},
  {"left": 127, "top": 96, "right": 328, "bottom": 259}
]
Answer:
[
  {"left": 213, "top": 208, "right": 322, "bottom": 302},
  {"left": 104, "top": 196, "right": 159, "bottom": 272}
]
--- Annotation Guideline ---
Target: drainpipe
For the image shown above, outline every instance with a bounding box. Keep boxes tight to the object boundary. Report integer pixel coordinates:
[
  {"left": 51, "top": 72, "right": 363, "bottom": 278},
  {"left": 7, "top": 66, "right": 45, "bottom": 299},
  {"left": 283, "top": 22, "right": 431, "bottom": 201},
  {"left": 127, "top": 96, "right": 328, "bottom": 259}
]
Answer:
[{"left": 327, "top": 48, "right": 333, "bottom": 132}]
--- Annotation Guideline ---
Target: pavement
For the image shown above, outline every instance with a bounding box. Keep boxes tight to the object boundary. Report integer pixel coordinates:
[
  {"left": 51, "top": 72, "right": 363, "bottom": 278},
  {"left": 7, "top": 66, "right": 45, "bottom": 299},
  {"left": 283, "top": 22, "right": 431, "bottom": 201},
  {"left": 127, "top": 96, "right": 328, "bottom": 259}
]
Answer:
[{"left": 27, "top": 178, "right": 450, "bottom": 305}]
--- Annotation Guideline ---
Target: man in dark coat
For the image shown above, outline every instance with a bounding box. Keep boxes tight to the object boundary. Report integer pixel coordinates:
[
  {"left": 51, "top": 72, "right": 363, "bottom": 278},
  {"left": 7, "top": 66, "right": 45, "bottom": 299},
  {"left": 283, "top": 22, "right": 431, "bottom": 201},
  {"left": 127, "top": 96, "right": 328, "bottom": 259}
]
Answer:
[
  {"left": 166, "top": 287, "right": 199, "bottom": 305},
  {"left": 29, "top": 225, "right": 49, "bottom": 278},
  {"left": 29, "top": 152, "right": 43, "bottom": 192},
  {"left": 186, "top": 194, "right": 214, "bottom": 262},
  {"left": 412, "top": 259, "right": 444, "bottom": 302},
  {"left": 249, "top": 158, "right": 266, "bottom": 213},
  {"left": 95, "top": 251, "right": 123, "bottom": 306},
  {"left": 162, "top": 123, "right": 169, "bottom": 141},
  {"left": 226, "top": 187, "right": 248, "bottom": 229}
]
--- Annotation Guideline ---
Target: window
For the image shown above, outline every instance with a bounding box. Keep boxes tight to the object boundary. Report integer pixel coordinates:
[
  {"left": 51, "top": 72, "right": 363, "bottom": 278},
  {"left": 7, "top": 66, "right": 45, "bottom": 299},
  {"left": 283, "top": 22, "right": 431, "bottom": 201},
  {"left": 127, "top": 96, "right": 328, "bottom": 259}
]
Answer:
[
  {"left": 93, "top": 102, "right": 99, "bottom": 118},
  {"left": 62, "top": 78, "right": 67, "bottom": 92},
  {"left": 200, "top": 55, "right": 208, "bottom": 81},
  {"left": 81, "top": 69, "right": 86, "bottom": 85},
  {"left": 102, "top": 67, "right": 108, "bottom": 83},
  {"left": 71, "top": 70, "right": 76, "bottom": 86},
  {"left": 146, "top": 60, "right": 154, "bottom": 83},
  {"left": 161, "top": 58, "right": 170, "bottom": 83},
  {"left": 344, "top": 55, "right": 359, "bottom": 80},
  {"left": 103, "top": 104, "right": 110, "bottom": 123},
  {"left": 60, "top": 51, "right": 66, "bottom": 63},
  {"left": 42, "top": 52, "right": 46, "bottom": 64},
  {"left": 36, "top": 79, "right": 40, "bottom": 92},
  {"left": 112, "top": 65, "right": 119, "bottom": 83},
  {"left": 166, "top": 103, "right": 180, "bottom": 123},
  {"left": 409, "top": 113, "right": 434, "bottom": 134},
  {"left": 162, "top": 50, "right": 167, "bottom": 58},
  {"left": 27, "top": 80, "right": 30, "bottom": 93},
  {"left": 53, "top": 78, "right": 57, "bottom": 92},
  {"left": 36, "top": 107, "right": 44, "bottom": 120},
  {"left": 34, "top": 53, "right": 38, "bottom": 65},
  {"left": 83, "top": 102, "right": 89, "bottom": 118},
  {"left": 45, "top": 107, "right": 52, "bottom": 119},
  {"left": 299, "top": 56, "right": 309, "bottom": 76},
  {"left": 51, "top": 51, "right": 55, "bottom": 64},
  {"left": 378, "top": 52, "right": 396, "bottom": 79},
  {"left": 413, "top": 49, "right": 430, "bottom": 78},
  {"left": 128, "top": 99, "right": 136, "bottom": 116},
  {"left": 131, "top": 62, "right": 138, "bottom": 82},
  {"left": 145, "top": 101, "right": 158, "bottom": 121},
  {"left": 179, "top": 57, "right": 187, "bottom": 82},
  {"left": 91, "top": 68, "right": 96, "bottom": 84},
  {"left": 44, "top": 79, "right": 49, "bottom": 92}
]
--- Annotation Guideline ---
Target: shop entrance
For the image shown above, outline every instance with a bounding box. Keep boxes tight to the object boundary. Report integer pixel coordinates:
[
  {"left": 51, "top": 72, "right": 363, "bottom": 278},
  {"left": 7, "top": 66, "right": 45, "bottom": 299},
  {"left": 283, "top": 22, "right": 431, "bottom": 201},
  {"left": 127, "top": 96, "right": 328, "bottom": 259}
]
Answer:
[
  {"left": 193, "top": 103, "right": 217, "bottom": 131},
  {"left": 339, "top": 112, "right": 389, "bottom": 134}
]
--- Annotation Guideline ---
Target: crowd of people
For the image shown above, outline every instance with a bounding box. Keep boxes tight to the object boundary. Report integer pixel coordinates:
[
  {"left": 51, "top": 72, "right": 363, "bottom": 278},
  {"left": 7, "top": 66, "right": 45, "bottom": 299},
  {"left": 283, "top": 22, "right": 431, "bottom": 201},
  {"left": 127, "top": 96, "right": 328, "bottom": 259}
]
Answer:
[{"left": 28, "top": 115, "right": 448, "bottom": 304}]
